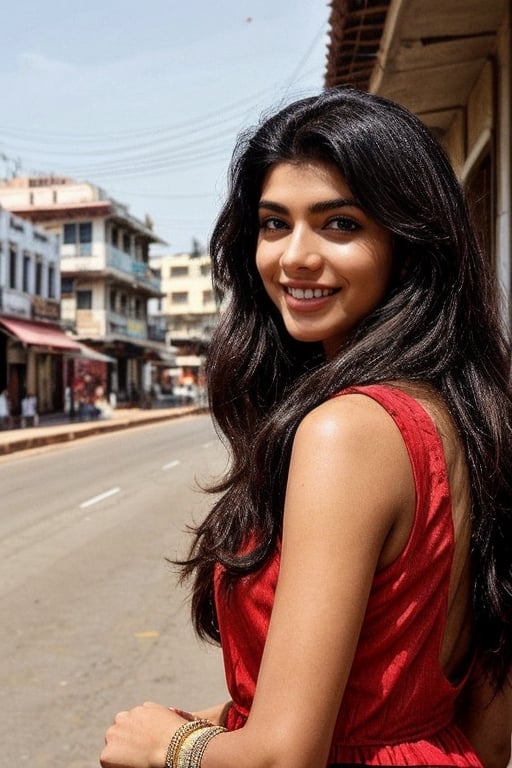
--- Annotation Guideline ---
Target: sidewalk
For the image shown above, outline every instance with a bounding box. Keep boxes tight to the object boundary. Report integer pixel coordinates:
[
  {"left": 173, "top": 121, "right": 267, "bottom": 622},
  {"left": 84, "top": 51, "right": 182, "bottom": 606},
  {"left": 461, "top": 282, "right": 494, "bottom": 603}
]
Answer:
[{"left": 0, "top": 404, "right": 206, "bottom": 457}]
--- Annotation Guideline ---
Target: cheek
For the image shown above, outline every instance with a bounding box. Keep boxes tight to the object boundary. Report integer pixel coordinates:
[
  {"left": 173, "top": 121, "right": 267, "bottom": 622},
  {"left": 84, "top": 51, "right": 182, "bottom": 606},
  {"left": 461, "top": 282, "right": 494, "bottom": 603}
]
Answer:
[{"left": 255, "top": 246, "right": 273, "bottom": 284}]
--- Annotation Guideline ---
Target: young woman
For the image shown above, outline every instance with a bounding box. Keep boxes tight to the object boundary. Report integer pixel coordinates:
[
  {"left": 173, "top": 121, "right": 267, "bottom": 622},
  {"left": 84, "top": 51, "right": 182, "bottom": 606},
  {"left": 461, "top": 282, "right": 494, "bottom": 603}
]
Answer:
[{"left": 101, "top": 88, "right": 512, "bottom": 768}]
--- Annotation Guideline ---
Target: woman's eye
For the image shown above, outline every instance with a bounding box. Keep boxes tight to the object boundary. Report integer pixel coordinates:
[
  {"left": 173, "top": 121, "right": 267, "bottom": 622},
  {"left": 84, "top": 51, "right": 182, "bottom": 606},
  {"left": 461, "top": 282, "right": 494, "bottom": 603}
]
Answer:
[
  {"left": 326, "top": 216, "right": 360, "bottom": 232},
  {"left": 260, "top": 217, "right": 287, "bottom": 231}
]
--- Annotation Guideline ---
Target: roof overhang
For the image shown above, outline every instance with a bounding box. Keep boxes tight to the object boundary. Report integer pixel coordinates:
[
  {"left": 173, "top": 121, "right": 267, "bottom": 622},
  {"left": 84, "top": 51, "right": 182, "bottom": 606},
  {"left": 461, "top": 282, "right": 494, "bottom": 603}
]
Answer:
[
  {"left": 7, "top": 201, "right": 112, "bottom": 222},
  {"left": 326, "top": 0, "right": 507, "bottom": 136}
]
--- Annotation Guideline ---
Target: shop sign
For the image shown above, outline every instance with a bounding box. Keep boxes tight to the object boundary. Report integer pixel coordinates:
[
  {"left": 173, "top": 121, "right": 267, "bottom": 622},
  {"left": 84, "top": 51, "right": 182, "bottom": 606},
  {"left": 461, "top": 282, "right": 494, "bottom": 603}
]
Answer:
[
  {"left": 126, "top": 319, "right": 146, "bottom": 339},
  {"left": 32, "top": 296, "right": 60, "bottom": 321},
  {"left": 0, "top": 289, "right": 31, "bottom": 318}
]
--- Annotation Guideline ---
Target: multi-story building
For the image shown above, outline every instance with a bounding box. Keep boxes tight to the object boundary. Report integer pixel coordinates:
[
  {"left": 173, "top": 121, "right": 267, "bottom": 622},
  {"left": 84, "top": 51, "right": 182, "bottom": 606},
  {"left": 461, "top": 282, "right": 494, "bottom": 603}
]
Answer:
[
  {"left": 0, "top": 207, "right": 83, "bottom": 415},
  {"left": 149, "top": 251, "right": 218, "bottom": 393},
  {"left": 0, "top": 176, "right": 174, "bottom": 404}
]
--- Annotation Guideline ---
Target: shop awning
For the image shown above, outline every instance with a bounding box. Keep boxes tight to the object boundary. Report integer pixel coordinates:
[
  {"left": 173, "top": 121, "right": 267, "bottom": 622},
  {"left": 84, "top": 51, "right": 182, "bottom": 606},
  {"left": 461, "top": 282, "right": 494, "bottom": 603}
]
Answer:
[
  {"left": 0, "top": 317, "right": 82, "bottom": 352},
  {"left": 79, "top": 334, "right": 177, "bottom": 364},
  {"left": 71, "top": 342, "right": 116, "bottom": 363}
]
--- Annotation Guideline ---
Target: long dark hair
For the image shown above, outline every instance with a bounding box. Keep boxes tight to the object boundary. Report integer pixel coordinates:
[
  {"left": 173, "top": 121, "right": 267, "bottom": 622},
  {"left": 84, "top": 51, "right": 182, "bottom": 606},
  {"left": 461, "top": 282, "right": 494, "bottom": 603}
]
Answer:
[{"left": 180, "top": 88, "right": 512, "bottom": 689}]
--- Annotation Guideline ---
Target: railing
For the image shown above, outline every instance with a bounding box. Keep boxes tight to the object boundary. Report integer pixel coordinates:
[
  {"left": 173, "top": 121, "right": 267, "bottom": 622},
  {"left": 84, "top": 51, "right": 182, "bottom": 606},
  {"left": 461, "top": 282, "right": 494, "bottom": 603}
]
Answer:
[{"left": 106, "top": 245, "right": 160, "bottom": 292}]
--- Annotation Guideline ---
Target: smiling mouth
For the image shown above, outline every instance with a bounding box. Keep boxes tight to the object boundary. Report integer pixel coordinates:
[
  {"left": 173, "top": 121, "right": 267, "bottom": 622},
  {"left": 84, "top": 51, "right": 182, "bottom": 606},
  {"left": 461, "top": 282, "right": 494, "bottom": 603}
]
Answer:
[{"left": 285, "top": 286, "right": 337, "bottom": 300}]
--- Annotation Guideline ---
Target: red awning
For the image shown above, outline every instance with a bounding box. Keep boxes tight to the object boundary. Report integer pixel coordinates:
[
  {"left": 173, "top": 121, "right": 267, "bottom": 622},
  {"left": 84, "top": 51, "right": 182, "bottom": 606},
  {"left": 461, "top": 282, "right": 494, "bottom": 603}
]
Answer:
[{"left": 0, "top": 317, "right": 82, "bottom": 352}]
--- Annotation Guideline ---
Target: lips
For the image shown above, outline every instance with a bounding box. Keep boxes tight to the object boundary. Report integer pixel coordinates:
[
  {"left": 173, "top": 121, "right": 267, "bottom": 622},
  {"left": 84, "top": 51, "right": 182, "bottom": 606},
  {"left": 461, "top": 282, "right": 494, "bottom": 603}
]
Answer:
[{"left": 285, "top": 286, "right": 337, "bottom": 300}]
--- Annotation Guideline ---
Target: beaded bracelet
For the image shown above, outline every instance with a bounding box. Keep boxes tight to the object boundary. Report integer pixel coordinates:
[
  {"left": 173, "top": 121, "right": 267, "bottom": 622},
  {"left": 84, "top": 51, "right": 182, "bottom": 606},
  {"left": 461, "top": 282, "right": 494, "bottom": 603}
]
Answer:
[{"left": 165, "top": 720, "right": 212, "bottom": 768}]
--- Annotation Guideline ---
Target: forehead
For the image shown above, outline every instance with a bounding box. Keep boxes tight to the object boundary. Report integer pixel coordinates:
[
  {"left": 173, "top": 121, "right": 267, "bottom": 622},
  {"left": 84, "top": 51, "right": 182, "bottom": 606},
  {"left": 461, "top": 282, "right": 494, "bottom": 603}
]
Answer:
[{"left": 260, "top": 160, "right": 351, "bottom": 200}]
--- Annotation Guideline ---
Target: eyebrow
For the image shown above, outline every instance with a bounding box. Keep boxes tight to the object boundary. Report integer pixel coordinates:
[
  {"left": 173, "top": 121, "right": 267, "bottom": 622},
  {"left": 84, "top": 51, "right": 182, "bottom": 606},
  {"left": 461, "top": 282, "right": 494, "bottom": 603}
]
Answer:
[{"left": 258, "top": 197, "right": 360, "bottom": 214}]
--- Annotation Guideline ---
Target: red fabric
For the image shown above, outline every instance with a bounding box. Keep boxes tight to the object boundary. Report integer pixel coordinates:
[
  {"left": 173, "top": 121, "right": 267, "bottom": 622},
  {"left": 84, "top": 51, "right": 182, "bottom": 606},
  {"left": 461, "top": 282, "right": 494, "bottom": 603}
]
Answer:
[{"left": 214, "top": 385, "right": 482, "bottom": 766}]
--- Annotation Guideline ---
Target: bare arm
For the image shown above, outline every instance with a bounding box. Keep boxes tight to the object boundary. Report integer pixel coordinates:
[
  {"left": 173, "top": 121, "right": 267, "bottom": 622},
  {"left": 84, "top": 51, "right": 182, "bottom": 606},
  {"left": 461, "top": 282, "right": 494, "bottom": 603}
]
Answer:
[
  {"left": 202, "top": 394, "right": 414, "bottom": 768},
  {"left": 459, "top": 662, "right": 512, "bottom": 768}
]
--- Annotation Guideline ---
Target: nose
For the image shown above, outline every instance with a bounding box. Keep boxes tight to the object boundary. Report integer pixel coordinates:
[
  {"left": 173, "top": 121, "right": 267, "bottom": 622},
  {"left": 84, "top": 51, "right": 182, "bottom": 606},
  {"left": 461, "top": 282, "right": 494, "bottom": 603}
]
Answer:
[{"left": 280, "top": 225, "right": 323, "bottom": 273}]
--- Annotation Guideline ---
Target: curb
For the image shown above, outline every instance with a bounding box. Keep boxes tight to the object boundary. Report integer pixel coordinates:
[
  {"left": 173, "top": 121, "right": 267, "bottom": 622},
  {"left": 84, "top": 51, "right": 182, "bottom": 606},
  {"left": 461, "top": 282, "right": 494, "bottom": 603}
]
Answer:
[{"left": 0, "top": 406, "right": 208, "bottom": 457}]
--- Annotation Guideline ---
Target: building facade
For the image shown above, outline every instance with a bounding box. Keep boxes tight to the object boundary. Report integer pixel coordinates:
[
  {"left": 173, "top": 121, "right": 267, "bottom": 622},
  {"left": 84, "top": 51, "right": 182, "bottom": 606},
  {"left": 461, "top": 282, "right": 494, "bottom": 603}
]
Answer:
[
  {"left": 0, "top": 177, "right": 174, "bottom": 405},
  {"left": 0, "top": 207, "right": 82, "bottom": 416},
  {"left": 149, "top": 251, "right": 218, "bottom": 393},
  {"left": 325, "top": 0, "right": 511, "bottom": 325}
]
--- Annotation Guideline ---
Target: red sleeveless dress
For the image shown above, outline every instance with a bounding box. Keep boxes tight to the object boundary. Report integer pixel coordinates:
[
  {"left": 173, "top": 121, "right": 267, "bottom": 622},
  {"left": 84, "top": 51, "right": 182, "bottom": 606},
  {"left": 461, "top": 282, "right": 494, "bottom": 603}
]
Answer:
[{"left": 213, "top": 385, "right": 482, "bottom": 766}]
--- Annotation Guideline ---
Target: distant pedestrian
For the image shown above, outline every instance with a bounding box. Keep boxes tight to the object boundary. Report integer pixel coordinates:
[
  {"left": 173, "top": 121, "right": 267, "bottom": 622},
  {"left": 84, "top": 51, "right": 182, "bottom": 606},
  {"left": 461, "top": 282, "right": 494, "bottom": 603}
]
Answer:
[
  {"left": 21, "top": 393, "right": 39, "bottom": 428},
  {"left": 0, "top": 389, "right": 12, "bottom": 429}
]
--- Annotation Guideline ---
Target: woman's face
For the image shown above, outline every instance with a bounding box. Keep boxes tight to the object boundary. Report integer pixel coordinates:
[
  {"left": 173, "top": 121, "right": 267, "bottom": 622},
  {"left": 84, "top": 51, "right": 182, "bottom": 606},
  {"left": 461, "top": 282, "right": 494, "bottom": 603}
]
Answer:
[{"left": 255, "top": 160, "right": 394, "bottom": 359}]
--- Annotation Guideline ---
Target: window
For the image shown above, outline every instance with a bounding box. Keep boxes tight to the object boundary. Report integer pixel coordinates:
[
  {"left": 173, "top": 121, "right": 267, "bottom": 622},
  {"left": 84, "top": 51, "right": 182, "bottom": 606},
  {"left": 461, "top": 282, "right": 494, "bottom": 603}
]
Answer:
[
  {"left": 48, "top": 266, "right": 56, "bottom": 299},
  {"left": 23, "top": 253, "right": 31, "bottom": 293},
  {"left": 110, "top": 289, "right": 117, "bottom": 311},
  {"left": 79, "top": 222, "right": 92, "bottom": 243},
  {"left": 9, "top": 245, "right": 17, "bottom": 289},
  {"left": 170, "top": 266, "right": 188, "bottom": 277},
  {"left": 35, "top": 261, "right": 43, "bottom": 295},
  {"left": 63, "top": 222, "right": 93, "bottom": 245},
  {"left": 202, "top": 289, "right": 214, "bottom": 305},
  {"left": 122, "top": 232, "right": 131, "bottom": 253},
  {"left": 171, "top": 291, "right": 188, "bottom": 305},
  {"left": 61, "top": 277, "right": 74, "bottom": 295},
  {"left": 9, "top": 216, "right": 24, "bottom": 233},
  {"left": 63, "top": 224, "right": 75, "bottom": 244},
  {"left": 200, "top": 263, "right": 211, "bottom": 277},
  {"left": 76, "top": 290, "right": 92, "bottom": 310}
]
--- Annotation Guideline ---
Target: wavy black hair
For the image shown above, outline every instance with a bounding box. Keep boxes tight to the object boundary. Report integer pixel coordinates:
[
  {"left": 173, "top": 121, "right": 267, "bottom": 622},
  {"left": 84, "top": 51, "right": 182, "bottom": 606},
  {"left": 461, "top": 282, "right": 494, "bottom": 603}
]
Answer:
[{"left": 179, "top": 88, "right": 512, "bottom": 689}]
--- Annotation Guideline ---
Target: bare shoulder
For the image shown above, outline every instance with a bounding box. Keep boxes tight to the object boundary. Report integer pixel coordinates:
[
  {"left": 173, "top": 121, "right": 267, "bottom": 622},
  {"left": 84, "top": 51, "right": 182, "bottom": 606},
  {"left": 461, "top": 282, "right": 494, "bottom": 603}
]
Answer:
[
  {"left": 288, "top": 393, "right": 415, "bottom": 566},
  {"left": 295, "top": 391, "right": 410, "bottom": 465}
]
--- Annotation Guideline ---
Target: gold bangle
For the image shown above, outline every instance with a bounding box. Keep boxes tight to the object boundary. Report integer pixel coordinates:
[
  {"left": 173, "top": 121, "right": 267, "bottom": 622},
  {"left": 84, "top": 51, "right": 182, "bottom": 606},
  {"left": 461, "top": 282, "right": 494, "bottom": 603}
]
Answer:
[
  {"left": 176, "top": 727, "right": 212, "bottom": 768},
  {"left": 175, "top": 725, "right": 227, "bottom": 768},
  {"left": 165, "top": 720, "right": 212, "bottom": 768},
  {"left": 188, "top": 725, "right": 227, "bottom": 767}
]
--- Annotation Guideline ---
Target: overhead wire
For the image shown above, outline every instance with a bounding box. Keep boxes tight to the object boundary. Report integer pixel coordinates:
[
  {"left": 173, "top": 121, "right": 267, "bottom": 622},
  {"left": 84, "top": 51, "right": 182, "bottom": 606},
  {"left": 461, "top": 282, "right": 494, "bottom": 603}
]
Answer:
[{"left": 0, "top": 24, "right": 327, "bottom": 245}]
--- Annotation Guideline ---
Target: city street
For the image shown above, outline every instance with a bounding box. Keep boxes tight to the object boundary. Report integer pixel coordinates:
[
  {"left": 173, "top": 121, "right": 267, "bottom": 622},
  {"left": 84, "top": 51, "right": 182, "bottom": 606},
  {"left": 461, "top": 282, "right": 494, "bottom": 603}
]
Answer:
[{"left": 0, "top": 414, "right": 229, "bottom": 767}]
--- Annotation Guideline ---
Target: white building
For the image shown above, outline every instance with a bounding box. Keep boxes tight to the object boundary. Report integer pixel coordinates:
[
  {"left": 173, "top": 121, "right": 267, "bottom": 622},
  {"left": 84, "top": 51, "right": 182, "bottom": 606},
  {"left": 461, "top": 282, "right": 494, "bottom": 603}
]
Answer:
[
  {"left": 0, "top": 207, "right": 82, "bottom": 415},
  {"left": 149, "top": 251, "right": 219, "bottom": 391}
]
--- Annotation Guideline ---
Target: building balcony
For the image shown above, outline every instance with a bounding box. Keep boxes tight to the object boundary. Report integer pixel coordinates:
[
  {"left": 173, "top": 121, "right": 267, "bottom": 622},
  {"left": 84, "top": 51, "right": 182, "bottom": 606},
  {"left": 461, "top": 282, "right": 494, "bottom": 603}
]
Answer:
[
  {"left": 75, "top": 308, "right": 149, "bottom": 340},
  {"left": 107, "top": 245, "right": 161, "bottom": 293},
  {"left": 61, "top": 243, "right": 161, "bottom": 295}
]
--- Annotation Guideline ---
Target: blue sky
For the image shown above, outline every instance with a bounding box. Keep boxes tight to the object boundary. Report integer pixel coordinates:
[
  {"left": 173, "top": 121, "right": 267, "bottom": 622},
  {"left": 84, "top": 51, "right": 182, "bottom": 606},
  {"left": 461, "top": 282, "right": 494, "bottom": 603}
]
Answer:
[{"left": 0, "top": 1, "right": 330, "bottom": 254}]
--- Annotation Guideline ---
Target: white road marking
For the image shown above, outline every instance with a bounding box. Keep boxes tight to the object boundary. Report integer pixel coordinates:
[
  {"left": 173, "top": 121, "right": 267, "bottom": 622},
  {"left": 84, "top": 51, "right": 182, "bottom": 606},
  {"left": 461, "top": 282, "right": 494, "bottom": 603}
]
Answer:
[
  {"left": 79, "top": 487, "right": 121, "bottom": 509},
  {"left": 162, "top": 460, "right": 180, "bottom": 470}
]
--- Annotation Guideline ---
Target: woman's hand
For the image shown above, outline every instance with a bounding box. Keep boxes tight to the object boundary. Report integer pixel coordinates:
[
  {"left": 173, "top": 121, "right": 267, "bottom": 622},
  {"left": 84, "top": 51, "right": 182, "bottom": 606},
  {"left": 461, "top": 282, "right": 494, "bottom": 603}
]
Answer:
[{"left": 100, "top": 701, "right": 186, "bottom": 768}]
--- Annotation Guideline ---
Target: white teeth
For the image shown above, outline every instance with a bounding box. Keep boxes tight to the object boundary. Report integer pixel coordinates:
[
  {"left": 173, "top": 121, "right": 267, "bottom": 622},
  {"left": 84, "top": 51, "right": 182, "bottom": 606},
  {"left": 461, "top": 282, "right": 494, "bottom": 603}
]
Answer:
[{"left": 287, "top": 287, "right": 335, "bottom": 300}]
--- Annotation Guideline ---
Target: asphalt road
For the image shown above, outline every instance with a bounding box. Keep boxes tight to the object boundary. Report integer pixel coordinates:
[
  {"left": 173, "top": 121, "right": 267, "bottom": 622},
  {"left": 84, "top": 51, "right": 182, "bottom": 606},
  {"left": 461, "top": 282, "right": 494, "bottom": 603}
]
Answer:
[{"left": 0, "top": 414, "right": 229, "bottom": 767}]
